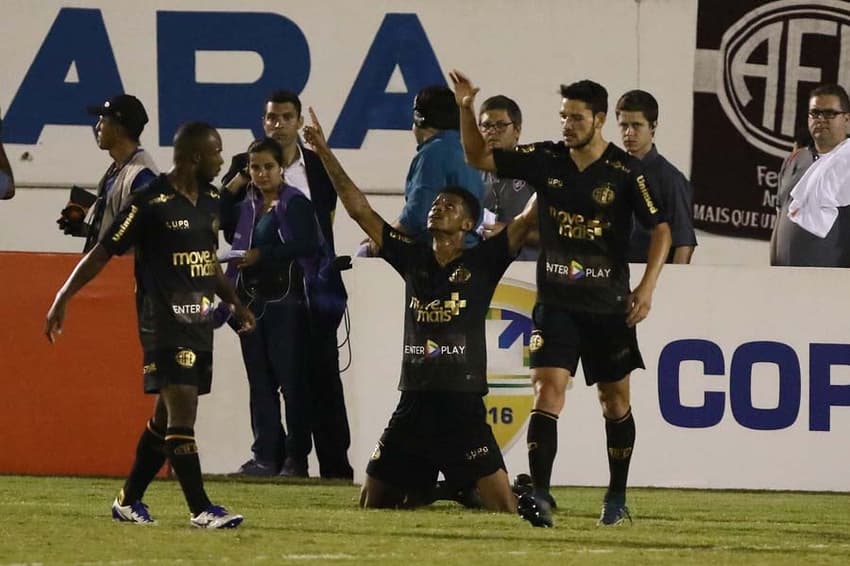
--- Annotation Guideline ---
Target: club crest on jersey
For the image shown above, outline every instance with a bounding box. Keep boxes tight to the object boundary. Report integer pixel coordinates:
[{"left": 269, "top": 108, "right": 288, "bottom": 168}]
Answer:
[
  {"left": 150, "top": 193, "right": 175, "bottom": 205},
  {"left": 512, "top": 179, "right": 527, "bottom": 192},
  {"left": 175, "top": 349, "right": 196, "bottom": 368},
  {"left": 592, "top": 183, "right": 616, "bottom": 206},
  {"left": 449, "top": 265, "right": 472, "bottom": 283}
]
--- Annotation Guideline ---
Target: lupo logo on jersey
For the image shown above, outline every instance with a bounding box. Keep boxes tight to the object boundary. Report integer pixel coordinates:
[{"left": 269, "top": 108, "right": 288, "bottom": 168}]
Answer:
[
  {"left": 715, "top": 0, "right": 850, "bottom": 158},
  {"left": 484, "top": 279, "right": 536, "bottom": 451}
]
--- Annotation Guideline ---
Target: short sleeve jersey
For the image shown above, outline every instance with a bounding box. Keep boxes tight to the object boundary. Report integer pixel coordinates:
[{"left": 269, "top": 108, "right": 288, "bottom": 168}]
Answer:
[
  {"left": 100, "top": 174, "right": 221, "bottom": 352},
  {"left": 379, "top": 223, "right": 513, "bottom": 394},
  {"left": 494, "top": 142, "right": 662, "bottom": 313}
]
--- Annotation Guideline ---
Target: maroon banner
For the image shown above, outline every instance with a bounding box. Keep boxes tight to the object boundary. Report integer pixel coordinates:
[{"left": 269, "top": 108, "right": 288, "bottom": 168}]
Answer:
[{"left": 691, "top": 0, "right": 850, "bottom": 239}]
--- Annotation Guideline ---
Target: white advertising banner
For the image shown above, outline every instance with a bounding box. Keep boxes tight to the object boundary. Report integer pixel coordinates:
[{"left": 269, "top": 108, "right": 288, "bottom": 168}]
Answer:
[
  {"left": 0, "top": 0, "right": 697, "bottom": 189},
  {"left": 199, "top": 261, "right": 850, "bottom": 492}
]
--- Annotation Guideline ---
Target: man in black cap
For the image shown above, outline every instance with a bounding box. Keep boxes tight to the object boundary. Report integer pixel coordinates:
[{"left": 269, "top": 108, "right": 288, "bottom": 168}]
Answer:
[
  {"left": 57, "top": 94, "right": 159, "bottom": 251},
  {"left": 357, "top": 85, "right": 484, "bottom": 256}
]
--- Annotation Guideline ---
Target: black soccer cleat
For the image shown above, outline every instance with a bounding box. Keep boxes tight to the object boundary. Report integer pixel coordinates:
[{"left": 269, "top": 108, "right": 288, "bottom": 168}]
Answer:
[
  {"left": 512, "top": 474, "right": 558, "bottom": 509},
  {"left": 517, "top": 492, "right": 553, "bottom": 528},
  {"left": 511, "top": 473, "right": 534, "bottom": 496}
]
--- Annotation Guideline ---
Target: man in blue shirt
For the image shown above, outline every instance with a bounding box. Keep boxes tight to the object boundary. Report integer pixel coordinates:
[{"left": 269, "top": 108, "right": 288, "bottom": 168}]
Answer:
[
  {"left": 359, "top": 85, "right": 484, "bottom": 255},
  {"left": 616, "top": 90, "right": 697, "bottom": 264}
]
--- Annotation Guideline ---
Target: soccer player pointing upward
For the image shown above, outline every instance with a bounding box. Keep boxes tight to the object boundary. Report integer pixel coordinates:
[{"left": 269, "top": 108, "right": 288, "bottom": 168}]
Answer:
[
  {"left": 303, "top": 108, "right": 551, "bottom": 527},
  {"left": 451, "top": 70, "right": 671, "bottom": 526}
]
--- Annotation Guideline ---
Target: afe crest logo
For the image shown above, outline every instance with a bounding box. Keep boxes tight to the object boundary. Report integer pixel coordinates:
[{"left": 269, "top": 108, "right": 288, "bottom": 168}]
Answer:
[{"left": 714, "top": 0, "right": 850, "bottom": 157}]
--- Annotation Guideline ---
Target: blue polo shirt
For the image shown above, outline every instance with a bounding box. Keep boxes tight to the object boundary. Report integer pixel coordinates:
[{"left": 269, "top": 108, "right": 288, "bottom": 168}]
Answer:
[{"left": 398, "top": 130, "right": 484, "bottom": 246}]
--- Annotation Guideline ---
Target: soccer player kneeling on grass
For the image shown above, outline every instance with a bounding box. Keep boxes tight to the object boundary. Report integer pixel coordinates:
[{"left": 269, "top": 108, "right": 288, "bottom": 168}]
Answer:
[{"left": 303, "top": 108, "right": 552, "bottom": 527}]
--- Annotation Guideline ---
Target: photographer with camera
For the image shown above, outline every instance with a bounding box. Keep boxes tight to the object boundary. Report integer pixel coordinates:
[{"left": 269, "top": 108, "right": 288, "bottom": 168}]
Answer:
[{"left": 57, "top": 94, "right": 158, "bottom": 251}]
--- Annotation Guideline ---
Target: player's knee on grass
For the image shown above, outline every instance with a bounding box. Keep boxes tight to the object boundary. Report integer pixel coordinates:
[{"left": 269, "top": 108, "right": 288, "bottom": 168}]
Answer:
[
  {"left": 360, "top": 476, "right": 408, "bottom": 509},
  {"left": 475, "top": 469, "right": 517, "bottom": 513}
]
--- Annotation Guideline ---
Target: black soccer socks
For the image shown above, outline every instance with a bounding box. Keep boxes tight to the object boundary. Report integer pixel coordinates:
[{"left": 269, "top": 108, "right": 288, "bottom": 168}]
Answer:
[
  {"left": 605, "top": 407, "right": 635, "bottom": 498},
  {"left": 121, "top": 419, "right": 167, "bottom": 505},
  {"left": 165, "top": 427, "right": 212, "bottom": 516},
  {"left": 527, "top": 409, "right": 559, "bottom": 491}
]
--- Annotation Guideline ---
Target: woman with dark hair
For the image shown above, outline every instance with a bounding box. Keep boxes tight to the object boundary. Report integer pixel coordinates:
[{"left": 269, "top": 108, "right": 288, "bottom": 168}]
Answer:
[{"left": 219, "top": 137, "right": 320, "bottom": 477}]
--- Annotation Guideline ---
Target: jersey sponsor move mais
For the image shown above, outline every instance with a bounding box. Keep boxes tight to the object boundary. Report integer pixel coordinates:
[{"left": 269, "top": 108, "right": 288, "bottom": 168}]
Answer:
[
  {"left": 101, "top": 174, "right": 220, "bottom": 351},
  {"left": 379, "top": 223, "right": 513, "bottom": 394},
  {"left": 494, "top": 142, "right": 662, "bottom": 313}
]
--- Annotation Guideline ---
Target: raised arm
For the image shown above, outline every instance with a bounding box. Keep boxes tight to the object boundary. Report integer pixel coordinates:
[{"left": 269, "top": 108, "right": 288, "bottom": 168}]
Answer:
[
  {"left": 449, "top": 70, "right": 495, "bottom": 172},
  {"left": 505, "top": 193, "right": 538, "bottom": 256},
  {"left": 302, "top": 107, "right": 386, "bottom": 247}
]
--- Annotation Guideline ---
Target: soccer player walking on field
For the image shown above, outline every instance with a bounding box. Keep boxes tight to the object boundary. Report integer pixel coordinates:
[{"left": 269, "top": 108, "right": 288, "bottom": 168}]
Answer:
[
  {"left": 451, "top": 70, "right": 671, "bottom": 526},
  {"left": 46, "top": 123, "right": 255, "bottom": 529}
]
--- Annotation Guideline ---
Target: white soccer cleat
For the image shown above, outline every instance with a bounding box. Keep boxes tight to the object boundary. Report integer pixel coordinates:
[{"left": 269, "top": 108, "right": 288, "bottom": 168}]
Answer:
[{"left": 190, "top": 504, "right": 244, "bottom": 529}]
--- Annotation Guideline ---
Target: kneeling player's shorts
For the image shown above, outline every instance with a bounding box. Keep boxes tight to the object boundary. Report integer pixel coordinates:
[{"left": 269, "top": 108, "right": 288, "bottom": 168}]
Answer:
[
  {"left": 529, "top": 303, "right": 644, "bottom": 385},
  {"left": 366, "top": 391, "right": 505, "bottom": 493},
  {"left": 143, "top": 348, "right": 213, "bottom": 395}
]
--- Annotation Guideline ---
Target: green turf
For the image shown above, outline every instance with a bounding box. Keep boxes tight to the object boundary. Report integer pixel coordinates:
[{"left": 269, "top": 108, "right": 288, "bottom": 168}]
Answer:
[{"left": 0, "top": 475, "right": 848, "bottom": 565}]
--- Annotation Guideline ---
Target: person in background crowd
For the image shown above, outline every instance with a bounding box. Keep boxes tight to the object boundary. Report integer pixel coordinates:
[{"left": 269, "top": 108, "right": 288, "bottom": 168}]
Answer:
[
  {"left": 222, "top": 90, "right": 352, "bottom": 480},
  {"left": 477, "top": 95, "right": 539, "bottom": 260},
  {"left": 616, "top": 90, "right": 696, "bottom": 264},
  {"left": 357, "top": 85, "right": 484, "bottom": 256},
  {"left": 770, "top": 83, "right": 850, "bottom": 267},
  {"left": 56, "top": 94, "right": 158, "bottom": 251}
]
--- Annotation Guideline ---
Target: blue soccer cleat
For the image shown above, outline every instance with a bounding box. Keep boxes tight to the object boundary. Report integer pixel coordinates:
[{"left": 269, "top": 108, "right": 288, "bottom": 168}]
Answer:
[
  {"left": 597, "top": 495, "right": 632, "bottom": 526},
  {"left": 112, "top": 496, "right": 156, "bottom": 525}
]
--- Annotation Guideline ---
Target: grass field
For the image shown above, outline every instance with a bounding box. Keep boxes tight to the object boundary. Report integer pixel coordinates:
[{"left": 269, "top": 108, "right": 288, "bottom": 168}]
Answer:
[{"left": 1, "top": 475, "right": 848, "bottom": 565}]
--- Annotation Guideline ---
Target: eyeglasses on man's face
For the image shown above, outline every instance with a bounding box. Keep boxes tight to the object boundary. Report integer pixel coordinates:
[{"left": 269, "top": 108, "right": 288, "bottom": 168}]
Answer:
[
  {"left": 807, "top": 109, "right": 848, "bottom": 120},
  {"left": 479, "top": 121, "right": 514, "bottom": 133}
]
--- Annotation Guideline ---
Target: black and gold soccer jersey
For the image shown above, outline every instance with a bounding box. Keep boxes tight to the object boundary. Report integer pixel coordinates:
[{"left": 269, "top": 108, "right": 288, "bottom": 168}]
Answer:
[
  {"left": 379, "top": 223, "right": 513, "bottom": 394},
  {"left": 100, "top": 174, "right": 220, "bottom": 351},
  {"left": 494, "top": 142, "right": 663, "bottom": 313}
]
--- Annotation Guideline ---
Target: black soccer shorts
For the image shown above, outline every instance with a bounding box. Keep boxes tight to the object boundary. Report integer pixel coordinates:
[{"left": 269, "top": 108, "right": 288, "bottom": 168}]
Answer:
[
  {"left": 366, "top": 391, "right": 505, "bottom": 492},
  {"left": 142, "top": 348, "right": 213, "bottom": 395},
  {"left": 528, "top": 303, "right": 645, "bottom": 385}
]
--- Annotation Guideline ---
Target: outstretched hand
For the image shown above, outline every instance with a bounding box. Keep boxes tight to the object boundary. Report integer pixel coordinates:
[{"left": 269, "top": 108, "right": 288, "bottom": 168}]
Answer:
[
  {"left": 449, "top": 70, "right": 479, "bottom": 109},
  {"left": 303, "top": 107, "right": 329, "bottom": 153}
]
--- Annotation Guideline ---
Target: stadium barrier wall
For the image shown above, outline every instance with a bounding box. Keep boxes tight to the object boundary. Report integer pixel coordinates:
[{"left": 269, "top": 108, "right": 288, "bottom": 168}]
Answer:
[
  {"left": 5, "top": 253, "right": 848, "bottom": 492},
  {"left": 0, "top": 0, "right": 697, "bottom": 189}
]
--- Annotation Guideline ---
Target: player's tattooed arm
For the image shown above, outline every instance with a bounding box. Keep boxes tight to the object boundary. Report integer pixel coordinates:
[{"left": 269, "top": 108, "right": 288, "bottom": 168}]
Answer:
[
  {"left": 213, "top": 263, "right": 255, "bottom": 333},
  {"left": 303, "top": 107, "right": 386, "bottom": 248}
]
